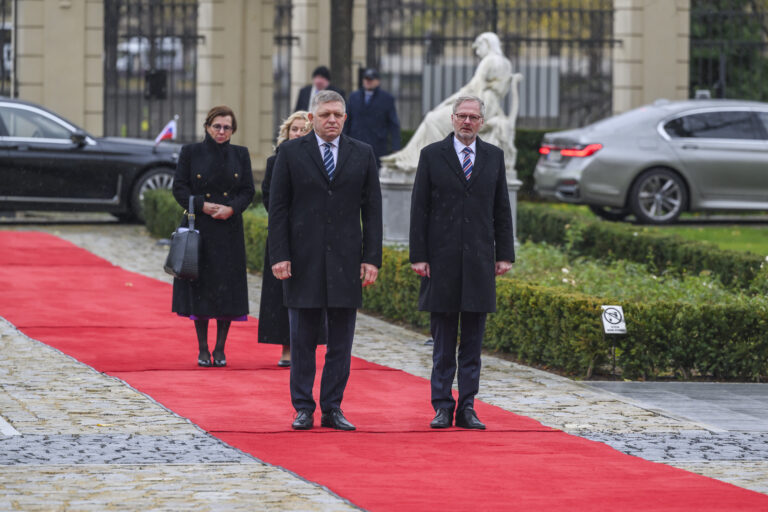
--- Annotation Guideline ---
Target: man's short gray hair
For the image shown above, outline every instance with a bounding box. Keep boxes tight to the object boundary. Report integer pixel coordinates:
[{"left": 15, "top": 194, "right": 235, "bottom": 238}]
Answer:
[
  {"left": 310, "top": 90, "right": 346, "bottom": 114},
  {"left": 452, "top": 95, "right": 485, "bottom": 118}
]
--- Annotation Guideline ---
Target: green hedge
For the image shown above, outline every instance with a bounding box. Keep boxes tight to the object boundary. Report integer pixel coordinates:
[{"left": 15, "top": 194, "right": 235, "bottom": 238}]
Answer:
[
  {"left": 517, "top": 202, "right": 765, "bottom": 290},
  {"left": 143, "top": 189, "right": 184, "bottom": 239},
  {"left": 143, "top": 189, "right": 768, "bottom": 380},
  {"left": 514, "top": 128, "right": 548, "bottom": 199}
]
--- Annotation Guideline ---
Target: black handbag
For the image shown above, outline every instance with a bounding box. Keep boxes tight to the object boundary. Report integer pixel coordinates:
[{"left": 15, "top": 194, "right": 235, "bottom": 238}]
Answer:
[{"left": 164, "top": 195, "right": 201, "bottom": 280}]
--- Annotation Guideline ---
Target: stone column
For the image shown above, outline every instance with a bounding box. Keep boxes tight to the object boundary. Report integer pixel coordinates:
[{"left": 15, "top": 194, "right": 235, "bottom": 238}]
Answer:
[
  {"left": 197, "top": 0, "right": 275, "bottom": 179},
  {"left": 16, "top": 0, "right": 103, "bottom": 134},
  {"left": 613, "top": 0, "right": 690, "bottom": 114}
]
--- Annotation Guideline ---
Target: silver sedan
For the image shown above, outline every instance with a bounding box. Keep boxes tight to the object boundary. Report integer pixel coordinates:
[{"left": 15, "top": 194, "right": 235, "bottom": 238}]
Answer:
[{"left": 533, "top": 99, "right": 768, "bottom": 224}]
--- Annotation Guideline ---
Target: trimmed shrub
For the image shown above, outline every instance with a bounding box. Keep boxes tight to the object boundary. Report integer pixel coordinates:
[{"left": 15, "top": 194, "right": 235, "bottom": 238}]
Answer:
[
  {"left": 514, "top": 128, "right": 549, "bottom": 198},
  {"left": 143, "top": 189, "right": 184, "bottom": 239},
  {"left": 518, "top": 202, "right": 765, "bottom": 289}
]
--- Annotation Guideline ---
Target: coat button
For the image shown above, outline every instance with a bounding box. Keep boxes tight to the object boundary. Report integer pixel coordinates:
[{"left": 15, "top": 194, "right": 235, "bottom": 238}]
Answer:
[
  {"left": 205, "top": 193, "right": 211, "bottom": 198},
  {"left": 223, "top": 192, "right": 228, "bottom": 197},
  {"left": 327, "top": 245, "right": 332, "bottom": 252},
  {"left": 328, "top": 190, "right": 333, "bottom": 196},
  {"left": 464, "top": 217, "right": 470, "bottom": 223},
  {"left": 197, "top": 174, "right": 202, "bottom": 179},
  {"left": 327, "top": 218, "right": 331, "bottom": 224}
]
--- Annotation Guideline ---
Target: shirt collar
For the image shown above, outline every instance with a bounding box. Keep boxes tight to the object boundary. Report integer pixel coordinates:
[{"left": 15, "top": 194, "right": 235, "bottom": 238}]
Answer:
[
  {"left": 315, "top": 132, "right": 340, "bottom": 148},
  {"left": 453, "top": 135, "right": 477, "bottom": 155}
]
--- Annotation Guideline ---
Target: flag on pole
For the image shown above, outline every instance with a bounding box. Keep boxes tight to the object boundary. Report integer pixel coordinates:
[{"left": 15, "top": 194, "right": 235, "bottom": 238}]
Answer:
[{"left": 154, "top": 116, "right": 178, "bottom": 144}]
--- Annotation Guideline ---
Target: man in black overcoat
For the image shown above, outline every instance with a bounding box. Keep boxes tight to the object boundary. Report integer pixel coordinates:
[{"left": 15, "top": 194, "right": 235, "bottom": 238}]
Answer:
[
  {"left": 409, "top": 95, "right": 514, "bottom": 430},
  {"left": 342, "top": 68, "right": 401, "bottom": 166},
  {"left": 269, "top": 89, "right": 382, "bottom": 431},
  {"left": 294, "top": 65, "right": 346, "bottom": 112}
]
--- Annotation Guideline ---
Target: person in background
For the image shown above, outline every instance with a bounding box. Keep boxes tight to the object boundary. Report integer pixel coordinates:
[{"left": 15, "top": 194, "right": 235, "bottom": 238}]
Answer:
[
  {"left": 409, "top": 95, "right": 514, "bottom": 430},
  {"left": 343, "top": 68, "right": 401, "bottom": 166},
  {"left": 172, "top": 105, "right": 255, "bottom": 368},
  {"left": 258, "top": 111, "right": 319, "bottom": 366},
  {"left": 294, "top": 65, "right": 346, "bottom": 112}
]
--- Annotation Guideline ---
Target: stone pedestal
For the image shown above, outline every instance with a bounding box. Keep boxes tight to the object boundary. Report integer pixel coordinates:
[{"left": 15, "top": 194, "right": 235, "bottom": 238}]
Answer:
[{"left": 381, "top": 175, "right": 521, "bottom": 247}]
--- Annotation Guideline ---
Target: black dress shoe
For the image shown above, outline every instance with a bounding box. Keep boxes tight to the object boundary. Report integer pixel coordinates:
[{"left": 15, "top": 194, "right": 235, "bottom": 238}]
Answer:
[
  {"left": 292, "top": 409, "right": 314, "bottom": 430},
  {"left": 277, "top": 359, "right": 291, "bottom": 367},
  {"left": 212, "top": 351, "right": 226, "bottom": 367},
  {"left": 430, "top": 408, "right": 453, "bottom": 428},
  {"left": 321, "top": 409, "right": 356, "bottom": 431},
  {"left": 455, "top": 408, "right": 486, "bottom": 430}
]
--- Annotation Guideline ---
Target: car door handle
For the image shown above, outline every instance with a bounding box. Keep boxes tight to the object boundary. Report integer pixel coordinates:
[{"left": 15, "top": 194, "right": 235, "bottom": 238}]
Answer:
[{"left": 681, "top": 144, "right": 699, "bottom": 150}]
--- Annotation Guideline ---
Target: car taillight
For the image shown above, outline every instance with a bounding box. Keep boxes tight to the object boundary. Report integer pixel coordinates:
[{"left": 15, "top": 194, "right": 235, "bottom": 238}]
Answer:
[{"left": 539, "top": 143, "right": 602, "bottom": 158}]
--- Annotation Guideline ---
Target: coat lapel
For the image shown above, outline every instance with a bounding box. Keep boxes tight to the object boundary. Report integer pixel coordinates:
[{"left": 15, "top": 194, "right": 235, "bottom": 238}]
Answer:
[
  {"left": 440, "top": 133, "right": 470, "bottom": 187},
  {"left": 467, "top": 136, "right": 488, "bottom": 189},
  {"left": 335, "top": 135, "right": 353, "bottom": 182},
  {"left": 304, "top": 131, "right": 331, "bottom": 183}
]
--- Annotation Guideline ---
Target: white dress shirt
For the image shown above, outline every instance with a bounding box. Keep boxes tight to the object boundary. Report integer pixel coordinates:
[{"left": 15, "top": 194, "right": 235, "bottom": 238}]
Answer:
[
  {"left": 453, "top": 136, "right": 477, "bottom": 167},
  {"left": 315, "top": 133, "right": 340, "bottom": 168}
]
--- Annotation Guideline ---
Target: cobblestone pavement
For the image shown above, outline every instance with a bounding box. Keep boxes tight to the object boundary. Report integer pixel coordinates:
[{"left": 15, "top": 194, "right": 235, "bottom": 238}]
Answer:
[{"left": 1, "top": 219, "right": 767, "bottom": 509}]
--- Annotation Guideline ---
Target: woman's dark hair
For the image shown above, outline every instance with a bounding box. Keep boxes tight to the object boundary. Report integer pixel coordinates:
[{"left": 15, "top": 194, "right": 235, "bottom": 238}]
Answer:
[{"left": 204, "top": 105, "right": 237, "bottom": 133}]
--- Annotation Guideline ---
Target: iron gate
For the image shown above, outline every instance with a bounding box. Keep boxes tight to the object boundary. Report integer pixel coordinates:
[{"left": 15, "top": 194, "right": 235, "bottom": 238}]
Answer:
[
  {"left": 690, "top": 0, "right": 768, "bottom": 101},
  {"left": 366, "top": 0, "right": 617, "bottom": 130},
  {"left": 104, "top": 0, "right": 198, "bottom": 143}
]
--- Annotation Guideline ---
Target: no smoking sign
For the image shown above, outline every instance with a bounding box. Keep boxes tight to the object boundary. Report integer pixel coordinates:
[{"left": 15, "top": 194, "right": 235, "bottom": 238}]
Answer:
[{"left": 601, "top": 305, "right": 627, "bottom": 334}]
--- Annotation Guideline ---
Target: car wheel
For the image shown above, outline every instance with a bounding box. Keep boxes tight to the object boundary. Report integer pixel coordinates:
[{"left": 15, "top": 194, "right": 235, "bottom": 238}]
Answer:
[
  {"left": 588, "top": 205, "right": 630, "bottom": 222},
  {"left": 131, "top": 167, "right": 175, "bottom": 222},
  {"left": 629, "top": 168, "right": 687, "bottom": 224}
]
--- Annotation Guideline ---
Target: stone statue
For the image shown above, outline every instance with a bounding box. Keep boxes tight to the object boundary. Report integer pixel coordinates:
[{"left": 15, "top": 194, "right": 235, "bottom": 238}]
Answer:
[{"left": 380, "top": 32, "right": 523, "bottom": 181}]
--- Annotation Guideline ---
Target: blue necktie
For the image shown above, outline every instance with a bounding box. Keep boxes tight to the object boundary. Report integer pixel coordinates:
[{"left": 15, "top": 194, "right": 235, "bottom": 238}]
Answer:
[
  {"left": 461, "top": 147, "right": 473, "bottom": 180},
  {"left": 323, "top": 142, "right": 335, "bottom": 180}
]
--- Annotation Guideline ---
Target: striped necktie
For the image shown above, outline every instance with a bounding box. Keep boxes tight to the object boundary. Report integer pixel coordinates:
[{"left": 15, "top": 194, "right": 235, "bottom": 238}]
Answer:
[
  {"left": 461, "top": 147, "right": 473, "bottom": 180},
  {"left": 322, "top": 142, "right": 335, "bottom": 180}
]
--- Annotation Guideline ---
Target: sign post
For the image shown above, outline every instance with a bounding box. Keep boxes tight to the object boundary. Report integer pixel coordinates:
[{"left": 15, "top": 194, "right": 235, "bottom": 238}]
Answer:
[{"left": 601, "top": 305, "right": 627, "bottom": 375}]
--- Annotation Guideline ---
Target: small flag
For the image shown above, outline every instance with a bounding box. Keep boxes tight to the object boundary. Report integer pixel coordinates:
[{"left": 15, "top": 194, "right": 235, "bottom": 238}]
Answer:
[{"left": 154, "top": 116, "right": 178, "bottom": 144}]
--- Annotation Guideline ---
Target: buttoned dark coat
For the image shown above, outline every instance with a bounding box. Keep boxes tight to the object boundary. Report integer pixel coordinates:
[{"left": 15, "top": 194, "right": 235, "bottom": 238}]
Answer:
[
  {"left": 409, "top": 134, "right": 515, "bottom": 313},
  {"left": 171, "top": 134, "right": 255, "bottom": 317},
  {"left": 268, "top": 131, "right": 382, "bottom": 309},
  {"left": 343, "top": 86, "right": 401, "bottom": 164}
]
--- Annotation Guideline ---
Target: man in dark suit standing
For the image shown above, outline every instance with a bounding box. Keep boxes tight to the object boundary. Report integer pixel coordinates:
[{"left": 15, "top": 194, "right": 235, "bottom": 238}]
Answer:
[
  {"left": 343, "top": 68, "right": 401, "bottom": 166},
  {"left": 269, "top": 90, "right": 383, "bottom": 431},
  {"left": 294, "top": 66, "right": 346, "bottom": 112},
  {"left": 409, "top": 95, "right": 514, "bottom": 430}
]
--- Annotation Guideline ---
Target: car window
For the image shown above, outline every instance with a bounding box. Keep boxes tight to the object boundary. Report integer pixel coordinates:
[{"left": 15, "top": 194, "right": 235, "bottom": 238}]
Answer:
[
  {"left": 756, "top": 112, "right": 768, "bottom": 139},
  {"left": 0, "top": 106, "right": 72, "bottom": 139},
  {"left": 663, "top": 111, "right": 761, "bottom": 140}
]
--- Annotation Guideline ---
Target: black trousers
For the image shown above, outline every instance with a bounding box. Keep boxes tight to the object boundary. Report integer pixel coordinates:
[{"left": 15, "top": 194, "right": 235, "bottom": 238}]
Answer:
[
  {"left": 430, "top": 311, "right": 487, "bottom": 412},
  {"left": 288, "top": 307, "right": 356, "bottom": 413}
]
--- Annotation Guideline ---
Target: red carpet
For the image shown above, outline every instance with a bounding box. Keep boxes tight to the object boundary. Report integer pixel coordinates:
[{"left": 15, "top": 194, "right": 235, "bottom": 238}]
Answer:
[{"left": 1, "top": 231, "right": 767, "bottom": 511}]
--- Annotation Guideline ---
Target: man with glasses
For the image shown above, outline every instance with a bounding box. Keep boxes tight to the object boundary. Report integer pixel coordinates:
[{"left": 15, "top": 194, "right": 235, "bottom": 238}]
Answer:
[{"left": 409, "top": 95, "right": 514, "bottom": 430}]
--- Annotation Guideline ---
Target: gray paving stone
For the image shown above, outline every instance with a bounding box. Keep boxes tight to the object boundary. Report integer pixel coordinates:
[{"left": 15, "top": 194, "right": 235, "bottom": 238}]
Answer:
[{"left": 0, "top": 434, "right": 254, "bottom": 465}]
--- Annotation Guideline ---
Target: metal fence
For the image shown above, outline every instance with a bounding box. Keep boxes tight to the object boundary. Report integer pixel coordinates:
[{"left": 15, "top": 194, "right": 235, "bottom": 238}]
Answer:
[
  {"left": 103, "top": 0, "right": 199, "bottom": 143},
  {"left": 366, "top": 0, "right": 617, "bottom": 131},
  {"left": 690, "top": 0, "right": 768, "bottom": 101}
]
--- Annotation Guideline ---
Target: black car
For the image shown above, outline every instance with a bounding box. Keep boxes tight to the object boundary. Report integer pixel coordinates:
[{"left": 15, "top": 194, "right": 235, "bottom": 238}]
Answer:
[{"left": 0, "top": 98, "right": 181, "bottom": 221}]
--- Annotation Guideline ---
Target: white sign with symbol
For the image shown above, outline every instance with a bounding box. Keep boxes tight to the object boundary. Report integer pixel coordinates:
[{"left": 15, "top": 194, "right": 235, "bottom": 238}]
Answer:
[{"left": 601, "top": 305, "right": 627, "bottom": 334}]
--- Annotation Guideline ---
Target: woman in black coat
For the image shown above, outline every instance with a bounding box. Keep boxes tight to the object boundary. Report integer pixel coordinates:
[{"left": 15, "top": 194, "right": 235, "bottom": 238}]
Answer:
[
  {"left": 258, "top": 111, "right": 311, "bottom": 366},
  {"left": 172, "top": 105, "right": 255, "bottom": 367}
]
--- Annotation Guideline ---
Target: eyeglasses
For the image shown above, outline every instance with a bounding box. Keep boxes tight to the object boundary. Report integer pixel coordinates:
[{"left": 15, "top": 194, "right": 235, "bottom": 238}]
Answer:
[
  {"left": 454, "top": 114, "right": 483, "bottom": 122},
  {"left": 211, "top": 124, "right": 233, "bottom": 132}
]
